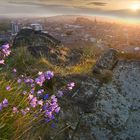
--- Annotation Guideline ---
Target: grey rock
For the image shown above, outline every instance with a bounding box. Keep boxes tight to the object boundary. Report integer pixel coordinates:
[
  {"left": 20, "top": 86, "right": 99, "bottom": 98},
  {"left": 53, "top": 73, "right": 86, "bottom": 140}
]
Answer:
[
  {"left": 45, "top": 50, "right": 140, "bottom": 140},
  {"left": 93, "top": 48, "right": 118, "bottom": 74},
  {"left": 67, "top": 60, "right": 140, "bottom": 140}
]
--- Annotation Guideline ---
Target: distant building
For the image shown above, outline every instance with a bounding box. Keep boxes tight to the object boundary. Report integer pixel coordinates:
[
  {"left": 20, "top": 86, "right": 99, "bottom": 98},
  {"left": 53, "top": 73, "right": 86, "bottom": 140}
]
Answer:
[
  {"left": 30, "top": 23, "right": 43, "bottom": 31},
  {"left": 22, "top": 26, "right": 32, "bottom": 30},
  {"left": 11, "top": 22, "right": 21, "bottom": 35},
  {"left": 11, "top": 22, "right": 43, "bottom": 35}
]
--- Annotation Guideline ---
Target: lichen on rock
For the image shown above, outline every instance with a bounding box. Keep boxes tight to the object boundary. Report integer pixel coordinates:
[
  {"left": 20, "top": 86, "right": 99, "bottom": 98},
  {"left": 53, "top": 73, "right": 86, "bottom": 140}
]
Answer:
[{"left": 57, "top": 49, "right": 140, "bottom": 140}]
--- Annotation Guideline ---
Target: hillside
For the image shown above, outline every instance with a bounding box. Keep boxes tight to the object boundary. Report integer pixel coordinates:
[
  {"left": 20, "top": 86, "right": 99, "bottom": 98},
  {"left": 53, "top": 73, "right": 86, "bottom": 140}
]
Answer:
[
  {"left": 0, "top": 44, "right": 140, "bottom": 139},
  {"left": 0, "top": 15, "right": 140, "bottom": 140}
]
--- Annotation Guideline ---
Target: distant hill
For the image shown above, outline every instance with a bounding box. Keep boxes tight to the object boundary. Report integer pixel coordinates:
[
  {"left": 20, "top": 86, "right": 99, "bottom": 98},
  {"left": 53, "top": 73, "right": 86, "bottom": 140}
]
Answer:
[{"left": 74, "top": 17, "right": 96, "bottom": 26}]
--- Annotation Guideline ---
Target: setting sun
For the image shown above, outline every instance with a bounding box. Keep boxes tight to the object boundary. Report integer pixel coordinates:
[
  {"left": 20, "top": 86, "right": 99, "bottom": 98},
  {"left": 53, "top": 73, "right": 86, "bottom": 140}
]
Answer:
[{"left": 130, "top": 3, "right": 140, "bottom": 11}]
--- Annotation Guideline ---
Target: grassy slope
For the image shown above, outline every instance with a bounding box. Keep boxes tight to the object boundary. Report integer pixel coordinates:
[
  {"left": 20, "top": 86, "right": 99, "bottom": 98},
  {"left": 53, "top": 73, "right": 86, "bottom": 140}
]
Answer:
[
  {"left": 0, "top": 45, "right": 139, "bottom": 139},
  {"left": 0, "top": 46, "right": 97, "bottom": 140}
]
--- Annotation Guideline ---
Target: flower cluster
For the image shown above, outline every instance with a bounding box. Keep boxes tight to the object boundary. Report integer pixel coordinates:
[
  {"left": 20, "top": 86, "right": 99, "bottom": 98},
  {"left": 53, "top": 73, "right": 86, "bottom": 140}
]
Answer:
[
  {"left": 35, "top": 71, "right": 54, "bottom": 86},
  {"left": 43, "top": 95, "right": 60, "bottom": 122},
  {"left": 0, "top": 66, "right": 75, "bottom": 127},
  {"left": 67, "top": 82, "right": 75, "bottom": 90},
  {"left": 0, "top": 41, "right": 77, "bottom": 140},
  {"left": 0, "top": 44, "right": 11, "bottom": 65},
  {"left": 0, "top": 98, "right": 8, "bottom": 111},
  {"left": 0, "top": 48, "right": 75, "bottom": 128},
  {"left": 12, "top": 106, "right": 30, "bottom": 115},
  {"left": 56, "top": 82, "right": 75, "bottom": 98},
  {"left": 7, "top": 70, "right": 62, "bottom": 121}
]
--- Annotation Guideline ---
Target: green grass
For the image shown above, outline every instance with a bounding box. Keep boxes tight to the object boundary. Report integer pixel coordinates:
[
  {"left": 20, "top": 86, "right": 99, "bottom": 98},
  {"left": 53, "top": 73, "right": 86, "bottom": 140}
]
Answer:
[
  {"left": 0, "top": 46, "right": 98, "bottom": 140},
  {"left": 6, "top": 47, "right": 97, "bottom": 76},
  {"left": 0, "top": 75, "right": 28, "bottom": 139},
  {"left": 0, "top": 73, "right": 53, "bottom": 140}
]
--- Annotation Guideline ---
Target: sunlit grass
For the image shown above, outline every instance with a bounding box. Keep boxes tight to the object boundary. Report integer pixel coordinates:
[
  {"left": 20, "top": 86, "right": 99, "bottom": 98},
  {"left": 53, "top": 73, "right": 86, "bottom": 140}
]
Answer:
[
  {"left": 0, "top": 45, "right": 98, "bottom": 140},
  {"left": 7, "top": 46, "right": 97, "bottom": 76},
  {"left": 0, "top": 75, "right": 28, "bottom": 139},
  {"left": 0, "top": 71, "right": 57, "bottom": 140}
]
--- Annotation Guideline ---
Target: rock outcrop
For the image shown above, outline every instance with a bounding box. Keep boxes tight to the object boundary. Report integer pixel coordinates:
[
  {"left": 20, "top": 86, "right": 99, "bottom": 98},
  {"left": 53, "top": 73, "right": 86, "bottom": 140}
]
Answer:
[
  {"left": 53, "top": 49, "right": 140, "bottom": 140},
  {"left": 13, "top": 28, "right": 61, "bottom": 48},
  {"left": 93, "top": 49, "right": 118, "bottom": 74},
  {"left": 12, "top": 28, "right": 82, "bottom": 66}
]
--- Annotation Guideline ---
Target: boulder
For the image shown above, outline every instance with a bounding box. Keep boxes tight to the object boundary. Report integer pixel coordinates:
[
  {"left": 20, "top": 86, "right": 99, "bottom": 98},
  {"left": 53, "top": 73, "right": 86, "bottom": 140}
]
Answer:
[{"left": 93, "top": 48, "right": 118, "bottom": 74}]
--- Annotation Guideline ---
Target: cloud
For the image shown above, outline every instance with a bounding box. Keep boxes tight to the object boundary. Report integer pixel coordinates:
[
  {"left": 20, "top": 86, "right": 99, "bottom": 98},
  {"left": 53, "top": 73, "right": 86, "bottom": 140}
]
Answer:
[
  {"left": 0, "top": 0, "right": 140, "bottom": 23},
  {"left": 87, "top": 2, "right": 107, "bottom": 6}
]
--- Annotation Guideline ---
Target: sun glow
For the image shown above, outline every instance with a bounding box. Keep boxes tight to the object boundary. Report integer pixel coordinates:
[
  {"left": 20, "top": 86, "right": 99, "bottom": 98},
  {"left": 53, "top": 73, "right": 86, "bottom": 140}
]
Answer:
[{"left": 130, "top": 3, "right": 140, "bottom": 11}]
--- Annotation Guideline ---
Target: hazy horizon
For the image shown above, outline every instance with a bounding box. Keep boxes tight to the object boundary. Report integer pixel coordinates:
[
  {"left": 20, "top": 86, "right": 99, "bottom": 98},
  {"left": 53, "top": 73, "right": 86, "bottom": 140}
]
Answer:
[{"left": 0, "top": 0, "right": 140, "bottom": 23}]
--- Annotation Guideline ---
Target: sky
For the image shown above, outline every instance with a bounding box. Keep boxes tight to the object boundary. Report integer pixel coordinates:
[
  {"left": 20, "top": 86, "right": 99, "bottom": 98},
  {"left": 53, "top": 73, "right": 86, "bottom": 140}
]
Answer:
[{"left": 0, "top": 0, "right": 140, "bottom": 22}]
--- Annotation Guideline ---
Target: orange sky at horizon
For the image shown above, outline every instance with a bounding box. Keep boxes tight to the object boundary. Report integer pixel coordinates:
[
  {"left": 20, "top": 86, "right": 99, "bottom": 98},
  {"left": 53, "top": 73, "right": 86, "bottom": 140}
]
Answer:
[{"left": 0, "top": 0, "right": 140, "bottom": 23}]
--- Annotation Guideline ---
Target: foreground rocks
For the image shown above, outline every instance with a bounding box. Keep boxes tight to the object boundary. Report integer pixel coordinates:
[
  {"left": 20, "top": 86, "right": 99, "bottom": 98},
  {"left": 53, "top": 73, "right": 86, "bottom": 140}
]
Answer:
[
  {"left": 22, "top": 48, "right": 140, "bottom": 140},
  {"left": 52, "top": 49, "right": 140, "bottom": 140}
]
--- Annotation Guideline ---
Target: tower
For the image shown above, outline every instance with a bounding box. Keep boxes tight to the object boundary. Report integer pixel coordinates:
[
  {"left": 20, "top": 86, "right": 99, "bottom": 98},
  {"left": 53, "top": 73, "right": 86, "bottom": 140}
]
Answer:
[{"left": 11, "top": 22, "right": 20, "bottom": 35}]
